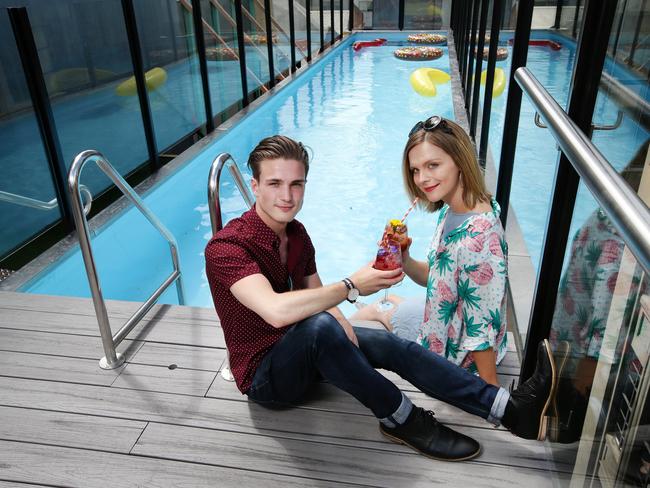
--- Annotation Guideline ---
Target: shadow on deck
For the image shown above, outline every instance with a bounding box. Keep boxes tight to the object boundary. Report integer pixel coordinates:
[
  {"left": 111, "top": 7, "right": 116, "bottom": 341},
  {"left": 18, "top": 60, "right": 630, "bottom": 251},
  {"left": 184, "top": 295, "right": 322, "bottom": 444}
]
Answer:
[{"left": 0, "top": 291, "right": 572, "bottom": 487}]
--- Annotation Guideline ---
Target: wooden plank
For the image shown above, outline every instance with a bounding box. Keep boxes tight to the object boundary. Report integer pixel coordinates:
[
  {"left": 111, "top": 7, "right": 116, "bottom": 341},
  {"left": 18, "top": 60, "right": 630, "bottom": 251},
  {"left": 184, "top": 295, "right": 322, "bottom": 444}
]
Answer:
[
  {"left": 0, "top": 328, "right": 143, "bottom": 361},
  {"left": 0, "top": 440, "right": 335, "bottom": 488},
  {"left": 0, "top": 351, "right": 124, "bottom": 386},
  {"left": 112, "top": 363, "right": 218, "bottom": 396},
  {"left": 128, "top": 342, "right": 226, "bottom": 370},
  {"left": 0, "top": 308, "right": 225, "bottom": 348},
  {"left": 0, "top": 291, "right": 219, "bottom": 326},
  {"left": 133, "top": 422, "right": 571, "bottom": 486},
  {"left": 0, "top": 405, "right": 146, "bottom": 453}
]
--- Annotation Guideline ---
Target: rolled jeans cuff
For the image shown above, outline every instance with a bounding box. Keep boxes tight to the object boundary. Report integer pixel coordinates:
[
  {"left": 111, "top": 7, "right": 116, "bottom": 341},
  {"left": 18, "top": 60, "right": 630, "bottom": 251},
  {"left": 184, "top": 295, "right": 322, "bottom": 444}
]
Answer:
[{"left": 488, "top": 387, "right": 510, "bottom": 426}]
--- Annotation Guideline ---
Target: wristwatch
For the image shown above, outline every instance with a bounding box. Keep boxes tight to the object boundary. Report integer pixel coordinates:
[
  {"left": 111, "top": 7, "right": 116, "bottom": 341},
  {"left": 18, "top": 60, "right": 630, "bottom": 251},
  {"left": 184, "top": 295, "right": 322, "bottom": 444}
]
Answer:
[{"left": 342, "top": 278, "right": 360, "bottom": 303}]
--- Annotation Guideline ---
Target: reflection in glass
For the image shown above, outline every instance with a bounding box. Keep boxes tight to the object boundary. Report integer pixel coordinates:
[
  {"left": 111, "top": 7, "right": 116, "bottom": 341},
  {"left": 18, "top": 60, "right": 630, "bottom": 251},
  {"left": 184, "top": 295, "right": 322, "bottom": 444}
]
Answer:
[
  {"left": 134, "top": 0, "right": 206, "bottom": 152},
  {"left": 403, "top": 0, "right": 444, "bottom": 30}
]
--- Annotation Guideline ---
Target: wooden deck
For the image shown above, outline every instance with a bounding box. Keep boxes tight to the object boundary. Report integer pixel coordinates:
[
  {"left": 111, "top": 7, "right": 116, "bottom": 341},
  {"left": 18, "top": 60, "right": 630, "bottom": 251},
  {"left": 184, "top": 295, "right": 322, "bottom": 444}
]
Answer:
[{"left": 0, "top": 291, "right": 571, "bottom": 487}]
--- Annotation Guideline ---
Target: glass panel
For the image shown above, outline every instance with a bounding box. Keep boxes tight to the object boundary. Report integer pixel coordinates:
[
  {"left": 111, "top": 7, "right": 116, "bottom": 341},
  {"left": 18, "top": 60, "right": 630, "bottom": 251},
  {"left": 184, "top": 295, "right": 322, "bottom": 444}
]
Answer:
[
  {"left": 310, "top": 0, "right": 322, "bottom": 55},
  {"left": 134, "top": 0, "right": 206, "bottom": 151},
  {"left": 0, "top": 9, "right": 62, "bottom": 259},
  {"left": 404, "top": 0, "right": 445, "bottom": 30},
  {"left": 271, "top": 0, "right": 294, "bottom": 74},
  {"left": 13, "top": 0, "right": 151, "bottom": 198},
  {"left": 241, "top": 0, "right": 272, "bottom": 93},
  {"left": 352, "top": 0, "right": 372, "bottom": 29},
  {"left": 372, "top": 0, "right": 399, "bottom": 29},
  {"left": 293, "top": 0, "right": 309, "bottom": 64},
  {"left": 200, "top": 0, "right": 245, "bottom": 117}
]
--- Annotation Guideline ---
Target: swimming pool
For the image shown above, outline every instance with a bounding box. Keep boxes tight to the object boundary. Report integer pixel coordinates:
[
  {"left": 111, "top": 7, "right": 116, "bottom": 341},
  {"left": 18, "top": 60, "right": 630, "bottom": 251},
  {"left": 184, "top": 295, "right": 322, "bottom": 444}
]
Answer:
[{"left": 14, "top": 30, "right": 649, "bottom": 317}]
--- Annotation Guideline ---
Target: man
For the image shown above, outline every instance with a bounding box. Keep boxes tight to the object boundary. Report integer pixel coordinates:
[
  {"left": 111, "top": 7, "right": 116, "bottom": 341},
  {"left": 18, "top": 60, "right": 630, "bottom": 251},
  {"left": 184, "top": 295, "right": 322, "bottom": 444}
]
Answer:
[{"left": 206, "top": 135, "right": 556, "bottom": 462}]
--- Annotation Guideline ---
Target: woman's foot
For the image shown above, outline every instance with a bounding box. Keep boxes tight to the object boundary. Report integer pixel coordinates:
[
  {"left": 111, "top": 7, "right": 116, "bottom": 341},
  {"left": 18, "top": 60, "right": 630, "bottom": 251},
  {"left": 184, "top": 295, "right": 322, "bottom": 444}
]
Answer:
[{"left": 349, "top": 295, "right": 404, "bottom": 332}]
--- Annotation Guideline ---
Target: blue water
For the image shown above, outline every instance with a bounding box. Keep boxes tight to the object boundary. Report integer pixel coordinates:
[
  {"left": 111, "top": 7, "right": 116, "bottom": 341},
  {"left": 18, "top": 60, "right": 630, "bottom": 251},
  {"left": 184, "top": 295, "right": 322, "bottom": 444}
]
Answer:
[
  {"left": 24, "top": 32, "right": 455, "bottom": 314},
  {"left": 22, "top": 30, "right": 649, "bottom": 316}
]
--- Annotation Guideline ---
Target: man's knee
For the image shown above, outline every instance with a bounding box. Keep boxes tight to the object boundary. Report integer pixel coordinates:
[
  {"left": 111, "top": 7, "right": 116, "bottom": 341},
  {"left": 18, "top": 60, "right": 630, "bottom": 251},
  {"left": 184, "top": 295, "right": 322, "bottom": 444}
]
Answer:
[{"left": 299, "top": 312, "right": 347, "bottom": 345}]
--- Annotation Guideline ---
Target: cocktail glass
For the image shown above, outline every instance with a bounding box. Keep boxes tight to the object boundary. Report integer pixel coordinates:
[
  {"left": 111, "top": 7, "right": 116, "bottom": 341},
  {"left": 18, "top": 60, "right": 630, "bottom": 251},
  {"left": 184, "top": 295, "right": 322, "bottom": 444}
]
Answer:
[{"left": 373, "top": 238, "right": 402, "bottom": 311}]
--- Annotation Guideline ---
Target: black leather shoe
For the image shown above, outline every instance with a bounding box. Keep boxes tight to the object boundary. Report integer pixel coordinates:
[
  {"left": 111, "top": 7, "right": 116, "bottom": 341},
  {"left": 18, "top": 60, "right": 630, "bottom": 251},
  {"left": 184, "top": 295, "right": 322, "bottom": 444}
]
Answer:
[
  {"left": 380, "top": 406, "right": 481, "bottom": 461},
  {"left": 502, "top": 339, "right": 557, "bottom": 440}
]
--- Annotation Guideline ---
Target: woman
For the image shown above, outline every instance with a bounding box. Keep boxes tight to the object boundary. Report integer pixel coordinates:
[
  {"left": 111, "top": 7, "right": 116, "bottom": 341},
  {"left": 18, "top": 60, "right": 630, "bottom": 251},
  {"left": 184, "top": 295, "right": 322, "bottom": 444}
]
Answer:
[{"left": 351, "top": 115, "right": 508, "bottom": 386}]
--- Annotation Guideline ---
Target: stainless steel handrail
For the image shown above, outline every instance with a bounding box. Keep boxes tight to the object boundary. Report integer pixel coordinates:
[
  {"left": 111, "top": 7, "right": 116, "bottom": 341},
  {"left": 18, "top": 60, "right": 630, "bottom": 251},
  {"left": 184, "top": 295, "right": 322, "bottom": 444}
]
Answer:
[
  {"left": 68, "top": 150, "right": 186, "bottom": 369},
  {"left": 515, "top": 67, "right": 650, "bottom": 275},
  {"left": 0, "top": 185, "right": 92, "bottom": 214},
  {"left": 207, "top": 153, "right": 254, "bottom": 381},
  {"left": 208, "top": 153, "right": 255, "bottom": 235}
]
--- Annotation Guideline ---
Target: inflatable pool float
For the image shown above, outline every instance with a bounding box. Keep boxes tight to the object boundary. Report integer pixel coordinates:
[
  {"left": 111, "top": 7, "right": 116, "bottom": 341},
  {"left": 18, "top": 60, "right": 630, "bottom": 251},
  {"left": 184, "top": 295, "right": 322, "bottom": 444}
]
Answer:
[
  {"left": 480, "top": 67, "right": 506, "bottom": 97},
  {"left": 394, "top": 46, "right": 443, "bottom": 60},
  {"left": 353, "top": 38, "right": 387, "bottom": 51},
  {"left": 409, "top": 68, "right": 450, "bottom": 97},
  {"left": 473, "top": 46, "right": 509, "bottom": 61},
  {"left": 115, "top": 67, "right": 167, "bottom": 97},
  {"left": 206, "top": 47, "right": 239, "bottom": 61},
  {"left": 245, "top": 33, "right": 278, "bottom": 44},
  {"left": 407, "top": 33, "right": 447, "bottom": 44}
]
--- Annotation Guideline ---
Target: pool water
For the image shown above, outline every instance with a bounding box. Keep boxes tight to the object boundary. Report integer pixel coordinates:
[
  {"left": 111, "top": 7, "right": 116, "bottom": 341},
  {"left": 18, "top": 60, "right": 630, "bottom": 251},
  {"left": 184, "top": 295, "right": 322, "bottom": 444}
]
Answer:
[{"left": 21, "top": 31, "right": 649, "bottom": 317}]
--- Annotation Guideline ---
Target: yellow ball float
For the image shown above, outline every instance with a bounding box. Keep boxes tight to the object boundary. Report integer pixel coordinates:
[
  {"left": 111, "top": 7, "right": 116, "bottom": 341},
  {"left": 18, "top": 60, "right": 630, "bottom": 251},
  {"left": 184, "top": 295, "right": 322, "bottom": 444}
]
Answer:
[
  {"left": 115, "top": 67, "right": 168, "bottom": 97},
  {"left": 479, "top": 67, "right": 506, "bottom": 97},
  {"left": 409, "top": 68, "right": 450, "bottom": 97}
]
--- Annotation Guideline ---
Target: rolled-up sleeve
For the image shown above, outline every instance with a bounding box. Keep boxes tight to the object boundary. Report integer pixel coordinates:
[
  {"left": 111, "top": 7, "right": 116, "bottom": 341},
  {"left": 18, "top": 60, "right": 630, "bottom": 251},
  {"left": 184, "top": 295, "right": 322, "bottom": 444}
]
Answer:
[{"left": 205, "top": 238, "right": 261, "bottom": 290}]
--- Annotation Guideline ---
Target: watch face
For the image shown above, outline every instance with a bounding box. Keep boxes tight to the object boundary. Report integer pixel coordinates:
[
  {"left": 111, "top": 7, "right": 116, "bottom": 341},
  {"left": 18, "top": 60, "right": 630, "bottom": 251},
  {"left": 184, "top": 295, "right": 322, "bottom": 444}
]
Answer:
[{"left": 348, "top": 288, "right": 360, "bottom": 301}]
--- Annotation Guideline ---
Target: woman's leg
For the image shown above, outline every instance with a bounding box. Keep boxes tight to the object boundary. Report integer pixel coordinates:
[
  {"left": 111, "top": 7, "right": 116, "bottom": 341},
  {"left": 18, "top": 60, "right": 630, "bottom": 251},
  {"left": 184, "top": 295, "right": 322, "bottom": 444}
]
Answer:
[{"left": 348, "top": 295, "right": 404, "bottom": 331}]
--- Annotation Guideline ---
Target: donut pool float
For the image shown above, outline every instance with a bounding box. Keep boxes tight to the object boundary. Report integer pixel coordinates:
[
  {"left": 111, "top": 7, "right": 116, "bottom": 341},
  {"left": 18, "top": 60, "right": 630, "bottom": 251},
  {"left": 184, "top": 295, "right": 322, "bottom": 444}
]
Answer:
[
  {"left": 205, "top": 47, "right": 239, "bottom": 61},
  {"left": 407, "top": 33, "right": 447, "bottom": 44},
  {"left": 473, "top": 46, "right": 509, "bottom": 61},
  {"left": 394, "top": 46, "right": 443, "bottom": 60}
]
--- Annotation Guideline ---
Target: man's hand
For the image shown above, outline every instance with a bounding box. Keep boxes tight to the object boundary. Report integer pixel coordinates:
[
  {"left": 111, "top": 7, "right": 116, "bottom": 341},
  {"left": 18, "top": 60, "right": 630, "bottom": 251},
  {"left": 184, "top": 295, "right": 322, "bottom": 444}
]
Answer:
[{"left": 349, "top": 263, "right": 404, "bottom": 296}]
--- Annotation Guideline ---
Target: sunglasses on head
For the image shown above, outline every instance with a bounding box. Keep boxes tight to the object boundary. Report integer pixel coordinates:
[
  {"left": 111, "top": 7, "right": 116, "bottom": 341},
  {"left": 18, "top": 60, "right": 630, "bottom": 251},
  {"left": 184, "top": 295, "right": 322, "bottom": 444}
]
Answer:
[{"left": 409, "top": 115, "right": 454, "bottom": 137}]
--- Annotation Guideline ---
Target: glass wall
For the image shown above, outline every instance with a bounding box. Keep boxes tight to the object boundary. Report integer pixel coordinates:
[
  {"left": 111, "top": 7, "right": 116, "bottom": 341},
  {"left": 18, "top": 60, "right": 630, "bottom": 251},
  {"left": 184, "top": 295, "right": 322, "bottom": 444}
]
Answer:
[
  {"left": 200, "top": 0, "right": 245, "bottom": 117},
  {"left": 404, "top": 0, "right": 445, "bottom": 30},
  {"left": 133, "top": 0, "right": 206, "bottom": 152},
  {"left": 0, "top": 10, "right": 62, "bottom": 259}
]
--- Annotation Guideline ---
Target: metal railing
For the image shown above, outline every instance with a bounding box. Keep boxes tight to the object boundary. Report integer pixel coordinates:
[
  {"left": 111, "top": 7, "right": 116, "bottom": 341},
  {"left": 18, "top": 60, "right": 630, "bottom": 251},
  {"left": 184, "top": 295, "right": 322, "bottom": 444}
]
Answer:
[
  {"left": 515, "top": 67, "right": 650, "bottom": 275},
  {"left": 207, "top": 153, "right": 255, "bottom": 381},
  {"left": 0, "top": 185, "right": 91, "bottom": 213},
  {"left": 69, "top": 150, "right": 185, "bottom": 369}
]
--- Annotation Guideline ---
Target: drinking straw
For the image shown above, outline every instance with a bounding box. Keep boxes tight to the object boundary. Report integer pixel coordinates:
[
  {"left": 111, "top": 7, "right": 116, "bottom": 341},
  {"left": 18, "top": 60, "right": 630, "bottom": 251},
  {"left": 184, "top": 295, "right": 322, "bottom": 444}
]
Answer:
[{"left": 400, "top": 197, "right": 419, "bottom": 223}]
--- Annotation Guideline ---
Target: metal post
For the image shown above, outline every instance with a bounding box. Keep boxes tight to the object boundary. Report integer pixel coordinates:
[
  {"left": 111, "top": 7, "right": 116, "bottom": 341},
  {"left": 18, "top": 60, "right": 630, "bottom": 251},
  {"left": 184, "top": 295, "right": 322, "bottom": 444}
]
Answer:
[
  {"left": 306, "top": 0, "right": 312, "bottom": 60},
  {"left": 289, "top": 0, "right": 297, "bottom": 71},
  {"left": 460, "top": 0, "right": 471, "bottom": 81},
  {"left": 191, "top": 0, "right": 214, "bottom": 132},
  {"left": 627, "top": 0, "right": 646, "bottom": 67},
  {"left": 340, "top": 0, "right": 343, "bottom": 37},
  {"left": 495, "top": 0, "right": 533, "bottom": 226},
  {"left": 552, "top": 0, "right": 563, "bottom": 29},
  {"left": 349, "top": 0, "right": 354, "bottom": 31},
  {"left": 330, "top": 0, "right": 335, "bottom": 45},
  {"left": 478, "top": 0, "right": 503, "bottom": 164},
  {"left": 611, "top": 0, "right": 628, "bottom": 56},
  {"left": 234, "top": 0, "right": 249, "bottom": 105},
  {"left": 121, "top": 0, "right": 160, "bottom": 170},
  {"left": 520, "top": 0, "right": 619, "bottom": 382},
  {"left": 572, "top": 0, "right": 582, "bottom": 39},
  {"left": 465, "top": 0, "right": 481, "bottom": 115},
  {"left": 264, "top": 0, "right": 276, "bottom": 85},
  {"left": 8, "top": 7, "right": 74, "bottom": 230},
  {"left": 398, "top": 0, "right": 405, "bottom": 30},
  {"left": 470, "top": 0, "right": 488, "bottom": 137},
  {"left": 320, "top": 0, "right": 324, "bottom": 51}
]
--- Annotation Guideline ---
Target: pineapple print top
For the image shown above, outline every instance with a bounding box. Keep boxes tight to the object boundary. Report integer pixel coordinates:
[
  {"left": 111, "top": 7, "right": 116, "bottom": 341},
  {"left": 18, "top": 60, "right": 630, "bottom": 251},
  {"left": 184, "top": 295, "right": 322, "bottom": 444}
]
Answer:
[{"left": 416, "top": 198, "right": 508, "bottom": 374}]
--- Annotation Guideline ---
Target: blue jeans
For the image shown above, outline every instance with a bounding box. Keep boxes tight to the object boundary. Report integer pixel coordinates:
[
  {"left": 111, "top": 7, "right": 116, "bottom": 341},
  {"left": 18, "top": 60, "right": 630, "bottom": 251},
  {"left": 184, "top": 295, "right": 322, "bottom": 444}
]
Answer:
[{"left": 247, "top": 312, "right": 501, "bottom": 421}]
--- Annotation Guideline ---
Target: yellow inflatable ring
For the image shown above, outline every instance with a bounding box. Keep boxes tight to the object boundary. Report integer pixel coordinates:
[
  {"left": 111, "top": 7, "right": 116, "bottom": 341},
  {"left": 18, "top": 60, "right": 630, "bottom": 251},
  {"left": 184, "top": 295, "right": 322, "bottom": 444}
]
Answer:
[
  {"left": 480, "top": 67, "right": 506, "bottom": 97},
  {"left": 394, "top": 47, "right": 443, "bottom": 61},
  {"left": 473, "top": 46, "right": 509, "bottom": 61},
  {"left": 115, "top": 67, "right": 167, "bottom": 97},
  {"left": 407, "top": 33, "right": 447, "bottom": 45},
  {"left": 409, "top": 68, "right": 450, "bottom": 97}
]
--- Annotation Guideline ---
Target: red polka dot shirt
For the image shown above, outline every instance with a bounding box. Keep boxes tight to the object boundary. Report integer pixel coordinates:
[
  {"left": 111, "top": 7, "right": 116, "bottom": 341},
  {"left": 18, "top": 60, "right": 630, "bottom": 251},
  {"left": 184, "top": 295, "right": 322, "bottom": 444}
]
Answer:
[{"left": 205, "top": 207, "right": 317, "bottom": 393}]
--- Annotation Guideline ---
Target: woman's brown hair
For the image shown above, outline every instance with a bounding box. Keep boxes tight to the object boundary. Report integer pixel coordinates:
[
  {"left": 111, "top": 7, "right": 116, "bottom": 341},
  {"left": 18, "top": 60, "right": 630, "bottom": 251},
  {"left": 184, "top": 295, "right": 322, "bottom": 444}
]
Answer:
[{"left": 402, "top": 118, "right": 490, "bottom": 212}]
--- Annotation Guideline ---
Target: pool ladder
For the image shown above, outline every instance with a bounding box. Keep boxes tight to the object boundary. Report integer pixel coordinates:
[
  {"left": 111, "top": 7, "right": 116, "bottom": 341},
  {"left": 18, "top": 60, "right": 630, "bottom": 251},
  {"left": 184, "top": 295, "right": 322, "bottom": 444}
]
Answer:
[
  {"left": 69, "top": 150, "right": 185, "bottom": 370},
  {"left": 208, "top": 153, "right": 255, "bottom": 381}
]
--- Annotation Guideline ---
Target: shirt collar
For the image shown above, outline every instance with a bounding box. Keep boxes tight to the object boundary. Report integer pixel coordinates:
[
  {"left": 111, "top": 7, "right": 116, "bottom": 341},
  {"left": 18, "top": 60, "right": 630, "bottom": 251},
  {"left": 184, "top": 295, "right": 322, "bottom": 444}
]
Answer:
[
  {"left": 440, "top": 198, "right": 501, "bottom": 242},
  {"left": 241, "top": 205, "right": 299, "bottom": 246}
]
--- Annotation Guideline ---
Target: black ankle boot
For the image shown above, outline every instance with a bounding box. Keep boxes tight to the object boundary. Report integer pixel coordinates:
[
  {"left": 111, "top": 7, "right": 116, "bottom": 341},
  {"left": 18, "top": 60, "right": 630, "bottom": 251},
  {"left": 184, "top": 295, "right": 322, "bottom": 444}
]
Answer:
[
  {"left": 502, "top": 339, "right": 557, "bottom": 440},
  {"left": 380, "top": 406, "right": 481, "bottom": 461}
]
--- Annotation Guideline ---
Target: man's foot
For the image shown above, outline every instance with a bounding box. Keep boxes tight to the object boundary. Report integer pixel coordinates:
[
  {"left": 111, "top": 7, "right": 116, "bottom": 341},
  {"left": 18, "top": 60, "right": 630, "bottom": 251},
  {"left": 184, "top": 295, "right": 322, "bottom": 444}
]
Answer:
[
  {"left": 502, "top": 339, "right": 558, "bottom": 440},
  {"left": 380, "top": 406, "right": 481, "bottom": 461}
]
